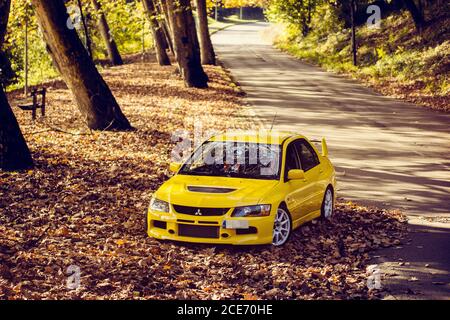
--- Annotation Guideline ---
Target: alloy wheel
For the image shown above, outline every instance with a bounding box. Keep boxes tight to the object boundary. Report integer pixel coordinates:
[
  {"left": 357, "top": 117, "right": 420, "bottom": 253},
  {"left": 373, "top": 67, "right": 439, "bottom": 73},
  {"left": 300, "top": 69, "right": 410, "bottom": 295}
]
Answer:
[
  {"left": 272, "top": 208, "right": 291, "bottom": 246},
  {"left": 323, "top": 188, "right": 334, "bottom": 220}
]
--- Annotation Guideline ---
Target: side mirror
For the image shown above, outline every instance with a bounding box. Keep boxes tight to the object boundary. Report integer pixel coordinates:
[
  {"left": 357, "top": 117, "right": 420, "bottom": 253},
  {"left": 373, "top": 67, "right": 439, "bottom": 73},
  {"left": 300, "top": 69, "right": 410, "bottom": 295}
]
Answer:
[
  {"left": 169, "top": 162, "right": 181, "bottom": 173},
  {"left": 321, "top": 138, "right": 328, "bottom": 157},
  {"left": 288, "top": 169, "right": 305, "bottom": 181}
]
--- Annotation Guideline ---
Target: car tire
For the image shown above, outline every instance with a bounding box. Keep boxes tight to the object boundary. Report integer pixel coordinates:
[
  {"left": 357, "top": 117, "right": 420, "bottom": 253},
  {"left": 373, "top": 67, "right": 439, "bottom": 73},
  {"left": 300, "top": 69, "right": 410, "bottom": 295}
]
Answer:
[
  {"left": 321, "top": 187, "right": 334, "bottom": 221},
  {"left": 272, "top": 207, "right": 292, "bottom": 246}
]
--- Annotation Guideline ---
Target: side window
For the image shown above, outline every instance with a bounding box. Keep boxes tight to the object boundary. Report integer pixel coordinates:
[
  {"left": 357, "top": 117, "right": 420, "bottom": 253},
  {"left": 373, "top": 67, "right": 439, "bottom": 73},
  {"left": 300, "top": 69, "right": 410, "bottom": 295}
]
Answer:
[
  {"left": 284, "top": 142, "right": 301, "bottom": 181},
  {"left": 297, "top": 140, "right": 320, "bottom": 172}
]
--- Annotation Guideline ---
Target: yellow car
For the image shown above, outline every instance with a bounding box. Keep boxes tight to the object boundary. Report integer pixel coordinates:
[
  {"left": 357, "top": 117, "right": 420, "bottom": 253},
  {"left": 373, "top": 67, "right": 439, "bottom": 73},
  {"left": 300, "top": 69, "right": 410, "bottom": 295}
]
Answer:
[{"left": 147, "top": 131, "right": 336, "bottom": 246}]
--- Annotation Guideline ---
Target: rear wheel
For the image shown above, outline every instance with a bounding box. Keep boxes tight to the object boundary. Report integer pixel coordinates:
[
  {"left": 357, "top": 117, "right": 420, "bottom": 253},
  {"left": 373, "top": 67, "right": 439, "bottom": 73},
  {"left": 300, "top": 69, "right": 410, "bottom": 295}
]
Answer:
[
  {"left": 321, "top": 187, "right": 334, "bottom": 220},
  {"left": 272, "top": 207, "right": 291, "bottom": 246}
]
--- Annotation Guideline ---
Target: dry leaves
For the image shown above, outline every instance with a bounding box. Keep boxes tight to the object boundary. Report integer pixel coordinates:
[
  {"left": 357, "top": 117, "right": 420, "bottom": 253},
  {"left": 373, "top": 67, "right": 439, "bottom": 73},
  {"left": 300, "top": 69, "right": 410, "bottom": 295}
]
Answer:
[{"left": 0, "top": 55, "right": 406, "bottom": 300}]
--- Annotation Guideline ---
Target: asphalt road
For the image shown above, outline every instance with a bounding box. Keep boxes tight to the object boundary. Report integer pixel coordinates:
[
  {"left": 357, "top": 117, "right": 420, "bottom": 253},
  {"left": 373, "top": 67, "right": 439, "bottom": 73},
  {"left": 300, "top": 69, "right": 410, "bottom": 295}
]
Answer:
[{"left": 212, "top": 22, "right": 450, "bottom": 299}]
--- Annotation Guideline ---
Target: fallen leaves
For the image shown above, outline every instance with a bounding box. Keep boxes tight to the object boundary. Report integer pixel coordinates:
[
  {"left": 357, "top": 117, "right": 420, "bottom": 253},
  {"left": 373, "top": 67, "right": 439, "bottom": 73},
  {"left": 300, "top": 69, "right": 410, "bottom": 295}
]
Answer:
[
  {"left": 0, "top": 56, "right": 407, "bottom": 300},
  {"left": 115, "top": 240, "right": 126, "bottom": 246}
]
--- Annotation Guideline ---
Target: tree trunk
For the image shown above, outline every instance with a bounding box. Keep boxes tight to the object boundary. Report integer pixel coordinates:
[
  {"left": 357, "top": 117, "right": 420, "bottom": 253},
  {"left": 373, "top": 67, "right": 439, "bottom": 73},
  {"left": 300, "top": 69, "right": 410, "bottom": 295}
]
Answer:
[
  {"left": 0, "top": 0, "right": 9, "bottom": 45},
  {"left": 301, "top": 15, "right": 308, "bottom": 36},
  {"left": 350, "top": 0, "right": 357, "bottom": 66},
  {"left": 214, "top": 2, "right": 218, "bottom": 21},
  {"left": 166, "top": 0, "right": 208, "bottom": 88},
  {"left": 0, "top": 88, "right": 34, "bottom": 171},
  {"left": 0, "top": 0, "right": 33, "bottom": 170},
  {"left": 142, "top": 0, "right": 171, "bottom": 66},
  {"left": 195, "top": 0, "right": 215, "bottom": 65},
  {"left": 31, "top": 0, "right": 132, "bottom": 131},
  {"left": 91, "top": 0, "right": 123, "bottom": 65},
  {"left": 160, "top": 21, "right": 173, "bottom": 54},
  {"left": 77, "top": 0, "right": 92, "bottom": 58},
  {"left": 158, "top": 0, "right": 175, "bottom": 55},
  {"left": 403, "top": 0, "right": 425, "bottom": 33},
  {"left": 160, "top": 0, "right": 173, "bottom": 34}
]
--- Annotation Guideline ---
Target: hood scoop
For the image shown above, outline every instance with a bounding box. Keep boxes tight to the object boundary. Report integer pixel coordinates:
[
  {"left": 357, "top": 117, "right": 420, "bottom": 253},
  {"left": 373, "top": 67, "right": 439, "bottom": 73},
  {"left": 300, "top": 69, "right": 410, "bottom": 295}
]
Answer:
[{"left": 187, "top": 186, "right": 236, "bottom": 193}]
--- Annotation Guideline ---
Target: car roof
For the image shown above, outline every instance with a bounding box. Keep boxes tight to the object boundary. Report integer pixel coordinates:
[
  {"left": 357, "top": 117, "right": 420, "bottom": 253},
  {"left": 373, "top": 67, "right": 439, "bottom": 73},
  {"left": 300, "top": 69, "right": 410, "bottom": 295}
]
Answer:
[{"left": 208, "top": 130, "right": 305, "bottom": 145}]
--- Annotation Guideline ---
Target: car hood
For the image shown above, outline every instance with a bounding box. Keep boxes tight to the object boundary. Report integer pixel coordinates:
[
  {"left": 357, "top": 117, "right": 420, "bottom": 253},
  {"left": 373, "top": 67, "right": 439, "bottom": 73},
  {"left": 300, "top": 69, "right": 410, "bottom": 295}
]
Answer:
[{"left": 155, "top": 174, "right": 279, "bottom": 208}]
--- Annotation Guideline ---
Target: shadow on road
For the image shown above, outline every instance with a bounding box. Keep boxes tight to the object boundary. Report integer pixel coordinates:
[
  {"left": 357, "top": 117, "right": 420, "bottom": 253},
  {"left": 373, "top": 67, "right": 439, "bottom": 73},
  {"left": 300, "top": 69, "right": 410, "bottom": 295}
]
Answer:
[
  {"left": 373, "top": 223, "right": 450, "bottom": 299},
  {"left": 212, "top": 22, "right": 450, "bottom": 299}
]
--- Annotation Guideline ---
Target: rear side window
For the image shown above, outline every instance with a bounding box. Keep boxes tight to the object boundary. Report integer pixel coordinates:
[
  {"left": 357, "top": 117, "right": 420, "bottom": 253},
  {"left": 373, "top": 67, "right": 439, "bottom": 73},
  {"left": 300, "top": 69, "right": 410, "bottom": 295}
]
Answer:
[{"left": 296, "top": 140, "right": 320, "bottom": 172}]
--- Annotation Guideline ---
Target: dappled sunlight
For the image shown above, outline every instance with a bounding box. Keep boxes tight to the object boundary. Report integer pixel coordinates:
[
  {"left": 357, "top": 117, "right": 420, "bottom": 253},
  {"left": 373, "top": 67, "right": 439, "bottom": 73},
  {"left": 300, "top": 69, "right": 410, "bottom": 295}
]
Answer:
[
  {"left": 373, "top": 222, "right": 450, "bottom": 298},
  {"left": 0, "top": 59, "right": 407, "bottom": 300},
  {"left": 213, "top": 23, "right": 450, "bottom": 217}
]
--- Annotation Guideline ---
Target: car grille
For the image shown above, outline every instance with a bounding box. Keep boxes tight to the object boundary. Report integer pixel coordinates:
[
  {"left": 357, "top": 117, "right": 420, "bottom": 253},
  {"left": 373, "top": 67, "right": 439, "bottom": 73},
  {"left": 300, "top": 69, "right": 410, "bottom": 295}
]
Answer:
[
  {"left": 173, "top": 205, "right": 229, "bottom": 216},
  {"left": 178, "top": 224, "right": 219, "bottom": 239}
]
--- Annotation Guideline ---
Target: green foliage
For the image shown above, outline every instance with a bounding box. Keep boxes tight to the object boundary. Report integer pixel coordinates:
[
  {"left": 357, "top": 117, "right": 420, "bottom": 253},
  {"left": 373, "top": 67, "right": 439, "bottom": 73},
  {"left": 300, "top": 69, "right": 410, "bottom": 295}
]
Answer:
[
  {"left": 309, "top": 3, "right": 343, "bottom": 39},
  {"left": 266, "top": 0, "right": 323, "bottom": 36},
  {"left": 222, "top": 0, "right": 269, "bottom": 8},
  {"left": 3, "top": 0, "right": 56, "bottom": 90},
  {"left": 3, "top": 0, "right": 152, "bottom": 91},
  {"left": 272, "top": 2, "right": 449, "bottom": 98},
  {"left": 96, "top": 0, "right": 149, "bottom": 56}
]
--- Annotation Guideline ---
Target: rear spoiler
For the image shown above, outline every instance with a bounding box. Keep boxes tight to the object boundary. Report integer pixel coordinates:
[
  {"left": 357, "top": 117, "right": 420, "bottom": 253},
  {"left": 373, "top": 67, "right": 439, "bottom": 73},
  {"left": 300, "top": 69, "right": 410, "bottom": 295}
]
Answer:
[{"left": 310, "top": 138, "right": 329, "bottom": 157}]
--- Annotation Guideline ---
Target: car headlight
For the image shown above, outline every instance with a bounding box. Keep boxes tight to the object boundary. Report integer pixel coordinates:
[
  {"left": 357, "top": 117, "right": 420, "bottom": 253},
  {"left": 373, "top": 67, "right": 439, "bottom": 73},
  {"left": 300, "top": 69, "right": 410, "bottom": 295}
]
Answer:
[
  {"left": 231, "top": 205, "right": 271, "bottom": 217},
  {"left": 149, "top": 198, "right": 170, "bottom": 213}
]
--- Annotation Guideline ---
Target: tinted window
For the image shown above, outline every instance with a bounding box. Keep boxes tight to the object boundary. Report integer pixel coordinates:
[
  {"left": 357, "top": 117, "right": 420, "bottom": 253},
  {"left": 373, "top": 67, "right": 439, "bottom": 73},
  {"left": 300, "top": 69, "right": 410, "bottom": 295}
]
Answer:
[
  {"left": 284, "top": 142, "right": 301, "bottom": 180},
  {"left": 297, "top": 140, "right": 320, "bottom": 171},
  {"left": 179, "top": 141, "right": 282, "bottom": 180}
]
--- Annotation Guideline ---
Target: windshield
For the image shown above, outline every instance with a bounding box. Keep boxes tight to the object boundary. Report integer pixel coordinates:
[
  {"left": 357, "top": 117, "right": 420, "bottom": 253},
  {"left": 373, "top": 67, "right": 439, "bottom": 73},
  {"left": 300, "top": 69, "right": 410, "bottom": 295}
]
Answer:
[{"left": 179, "top": 141, "right": 281, "bottom": 180}]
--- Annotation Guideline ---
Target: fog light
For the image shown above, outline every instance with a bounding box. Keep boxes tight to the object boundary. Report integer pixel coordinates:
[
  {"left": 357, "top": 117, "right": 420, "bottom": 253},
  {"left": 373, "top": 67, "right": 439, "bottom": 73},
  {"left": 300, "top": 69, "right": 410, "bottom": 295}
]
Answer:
[{"left": 153, "top": 220, "right": 167, "bottom": 229}]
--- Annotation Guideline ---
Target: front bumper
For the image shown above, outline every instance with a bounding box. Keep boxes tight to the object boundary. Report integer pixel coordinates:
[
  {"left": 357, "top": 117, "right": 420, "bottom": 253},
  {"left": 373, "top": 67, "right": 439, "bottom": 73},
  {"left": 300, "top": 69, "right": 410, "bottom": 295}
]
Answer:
[{"left": 147, "top": 209, "right": 275, "bottom": 245}]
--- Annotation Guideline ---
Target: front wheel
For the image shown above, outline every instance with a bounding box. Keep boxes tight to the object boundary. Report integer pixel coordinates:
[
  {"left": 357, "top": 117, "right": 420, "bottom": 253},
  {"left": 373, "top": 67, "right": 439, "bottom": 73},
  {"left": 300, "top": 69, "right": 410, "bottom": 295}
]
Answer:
[
  {"left": 321, "top": 187, "right": 334, "bottom": 220},
  {"left": 272, "top": 208, "right": 291, "bottom": 246}
]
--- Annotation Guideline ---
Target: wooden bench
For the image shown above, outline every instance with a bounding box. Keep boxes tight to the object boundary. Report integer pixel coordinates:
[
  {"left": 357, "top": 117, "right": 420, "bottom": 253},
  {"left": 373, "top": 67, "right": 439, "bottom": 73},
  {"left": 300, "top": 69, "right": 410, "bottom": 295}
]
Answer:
[{"left": 17, "top": 88, "right": 46, "bottom": 120}]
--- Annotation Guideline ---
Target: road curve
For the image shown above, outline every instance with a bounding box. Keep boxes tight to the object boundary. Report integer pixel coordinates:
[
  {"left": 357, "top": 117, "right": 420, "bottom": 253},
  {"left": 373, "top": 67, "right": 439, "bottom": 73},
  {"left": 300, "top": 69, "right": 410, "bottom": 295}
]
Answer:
[
  {"left": 212, "top": 22, "right": 450, "bottom": 299},
  {"left": 213, "top": 22, "right": 450, "bottom": 218}
]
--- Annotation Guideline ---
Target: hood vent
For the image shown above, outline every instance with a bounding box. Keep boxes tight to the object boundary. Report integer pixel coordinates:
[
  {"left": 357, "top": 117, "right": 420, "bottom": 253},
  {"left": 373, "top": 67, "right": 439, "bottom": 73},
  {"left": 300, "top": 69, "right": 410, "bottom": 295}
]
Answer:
[{"left": 187, "top": 186, "right": 236, "bottom": 193}]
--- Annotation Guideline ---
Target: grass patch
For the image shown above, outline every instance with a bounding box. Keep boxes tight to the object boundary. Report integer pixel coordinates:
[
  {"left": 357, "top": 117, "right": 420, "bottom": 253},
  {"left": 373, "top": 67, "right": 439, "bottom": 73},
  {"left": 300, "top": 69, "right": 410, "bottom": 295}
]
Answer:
[{"left": 275, "top": 10, "right": 449, "bottom": 112}]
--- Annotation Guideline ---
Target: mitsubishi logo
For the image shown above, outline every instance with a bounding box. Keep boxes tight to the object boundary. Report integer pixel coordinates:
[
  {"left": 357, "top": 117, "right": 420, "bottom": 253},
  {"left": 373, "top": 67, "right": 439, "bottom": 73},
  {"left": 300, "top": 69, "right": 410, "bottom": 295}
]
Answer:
[{"left": 195, "top": 209, "right": 202, "bottom": 216}]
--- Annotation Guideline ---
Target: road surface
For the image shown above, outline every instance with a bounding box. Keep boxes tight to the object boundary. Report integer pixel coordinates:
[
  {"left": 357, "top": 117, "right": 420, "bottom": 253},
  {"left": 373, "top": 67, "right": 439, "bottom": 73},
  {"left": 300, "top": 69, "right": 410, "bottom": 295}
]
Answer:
[{"left": 212, "top": 22, "right": 450, "bottom": 299}]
